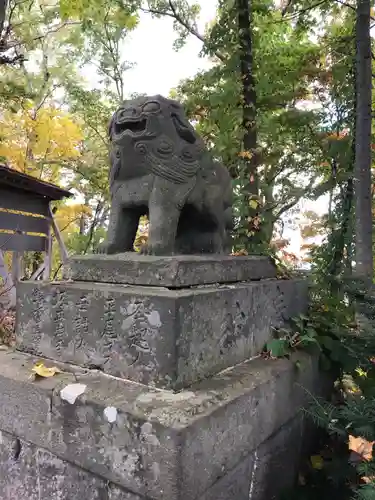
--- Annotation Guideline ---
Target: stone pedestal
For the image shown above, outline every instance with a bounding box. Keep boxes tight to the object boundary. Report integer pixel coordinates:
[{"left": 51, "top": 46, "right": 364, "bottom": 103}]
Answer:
[
  {"left": 68, "top": 253, "right": 278, "bottom": 287},
  {"left": 16, "top": 254, "right": 306, "bottom": 389},
  {"left": 0, "top": 254, "right": 324, "bottom": 500},
  {"left": 0, "top": 350, "right": 324, "bottom": 500}
]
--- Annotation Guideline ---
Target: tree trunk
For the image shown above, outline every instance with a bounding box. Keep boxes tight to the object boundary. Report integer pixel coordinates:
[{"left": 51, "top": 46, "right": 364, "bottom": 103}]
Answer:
[
  {"left": 236, "top": 0, "right": 263, "bottom": 249},
  {"left": 0, "top": 0, "right": 7, "bottom": 36},
  {"left": 354, "top": 0, "right": 373, "bottom": 283},
  {"left": 237, "top": 0, "right": 258, "bottom": 197}
]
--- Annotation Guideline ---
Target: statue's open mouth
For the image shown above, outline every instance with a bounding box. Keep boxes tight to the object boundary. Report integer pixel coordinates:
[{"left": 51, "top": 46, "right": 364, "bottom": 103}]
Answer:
[{"left": 114, "top": 118, "right": 147, "bottom": 136}]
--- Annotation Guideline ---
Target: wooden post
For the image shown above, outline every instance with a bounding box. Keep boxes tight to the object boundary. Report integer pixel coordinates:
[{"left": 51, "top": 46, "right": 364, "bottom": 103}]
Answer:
[
  {"left": 11, "top": 252, "right": 22, "bottom": 282},
  {"left": 0, "top": 250, "right": 15, "bottom": 307},
  {"left": 43, "top": 223, "right": 53, "bottom": 281},
  {"left": 0, "top": 251, "right": 10, "bottom": 284},
  {"left": 49, "top": 206, "right": 69, "bottom": 279},
  {"left": 49, "top": 206, "right": 68, "bottom": 264},
  {"left": 30, "top": 262, "right": 46, "bottom": 280}
]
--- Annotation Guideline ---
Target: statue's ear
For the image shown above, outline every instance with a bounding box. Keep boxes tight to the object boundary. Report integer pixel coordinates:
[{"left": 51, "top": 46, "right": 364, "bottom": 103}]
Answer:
[{"left": 171, "top": 112, "right": 196, "bottom": 144}]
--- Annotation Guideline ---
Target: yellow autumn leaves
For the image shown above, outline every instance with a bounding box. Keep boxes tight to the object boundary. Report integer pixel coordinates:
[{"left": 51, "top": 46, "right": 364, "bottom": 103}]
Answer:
[
  {"left": 0, "top": 100, "right": 94, "bottom": 272},
  {"left": 59, "top": 0, "right": 139, "bottom": 29},
  {"left": 0, "top": 104, "right": 83, "bottom": 182},
  {"left": 31, "top": 361, "right": 62, "bottom": 379}
]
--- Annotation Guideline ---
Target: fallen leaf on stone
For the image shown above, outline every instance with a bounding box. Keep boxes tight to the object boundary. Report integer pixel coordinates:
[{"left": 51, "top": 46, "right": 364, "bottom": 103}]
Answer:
[
  {"left": 349, "top": 435, "right": 374, "bottom": 461},
  {"left": 31, "top": 362, "right": 61, "bottom": 379},
  {"left": 310, "top": 454, "right": 324, "bottom": 470},
  {"left": 231, "top": 249, "right": 248, "bottom": 256}
]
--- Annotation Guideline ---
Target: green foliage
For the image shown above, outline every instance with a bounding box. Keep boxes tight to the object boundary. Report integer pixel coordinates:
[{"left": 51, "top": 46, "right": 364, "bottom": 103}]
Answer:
[
  {"left": 266, "top": 278, "right": 375, "bottom": 373},
  {"left": 174, "top": 1, "right": 357, "bottom": 252},
  {"left": 271, "top": 276, "right": 375, "bottom": 499},
  {"left": 265, "top": 314, "right": 320, "bottom": 360}
]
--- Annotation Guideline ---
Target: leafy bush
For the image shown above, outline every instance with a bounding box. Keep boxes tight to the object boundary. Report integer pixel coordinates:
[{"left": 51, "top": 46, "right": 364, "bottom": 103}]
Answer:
[{"left": 274, "top": 278, "right": 375, "bottom": 499}]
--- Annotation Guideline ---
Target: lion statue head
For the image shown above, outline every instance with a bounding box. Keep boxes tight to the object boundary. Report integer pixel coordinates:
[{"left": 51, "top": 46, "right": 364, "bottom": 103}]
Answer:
[{"left": 108, "top": 95, "right": 208, "bottom": 186}]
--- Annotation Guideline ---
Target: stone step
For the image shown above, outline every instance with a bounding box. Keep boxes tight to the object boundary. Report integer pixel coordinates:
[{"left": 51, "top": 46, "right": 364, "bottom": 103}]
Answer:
[
  {"left": 15, "top": 278, "right": 307, "bottom": 389},
  {"left": 0, "top": 349, "right": 322, "bottom": 500}
]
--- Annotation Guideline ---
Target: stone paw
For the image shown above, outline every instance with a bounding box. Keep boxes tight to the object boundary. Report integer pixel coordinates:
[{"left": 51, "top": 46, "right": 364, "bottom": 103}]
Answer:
[
  {"left": 140, "top": 243, "right": 173, "bottom": 256},
  {"left": 96, "top": 242, "right": 121, "bottom": 255}
]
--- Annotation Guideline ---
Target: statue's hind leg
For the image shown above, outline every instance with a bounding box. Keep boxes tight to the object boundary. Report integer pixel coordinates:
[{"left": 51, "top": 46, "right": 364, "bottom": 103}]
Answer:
[{"left": 204, "top": 199, "right": 226, "bottom": 254}]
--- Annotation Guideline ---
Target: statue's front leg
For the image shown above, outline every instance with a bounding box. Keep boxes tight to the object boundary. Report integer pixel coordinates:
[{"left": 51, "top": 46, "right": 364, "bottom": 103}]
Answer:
[
  {"left": 145, "top": 205, "right": 180, "bottom": 255},
  {"left": 142, "top": 177, "right": 193, "bottom": 256},
  {"left": 99, "top": 191, "right": 140, "bottom": 254}
]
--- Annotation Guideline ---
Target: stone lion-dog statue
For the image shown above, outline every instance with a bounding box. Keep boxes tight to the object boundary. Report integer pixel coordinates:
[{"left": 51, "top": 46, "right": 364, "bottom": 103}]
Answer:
[{"left": 100, "top": 95, "right": 233, "bottom": 256}]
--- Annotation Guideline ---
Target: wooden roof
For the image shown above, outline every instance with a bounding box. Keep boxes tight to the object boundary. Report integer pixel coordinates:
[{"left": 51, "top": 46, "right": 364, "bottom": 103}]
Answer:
[{"left": 0, "top": 165, "right": 73, "bottom": 201}]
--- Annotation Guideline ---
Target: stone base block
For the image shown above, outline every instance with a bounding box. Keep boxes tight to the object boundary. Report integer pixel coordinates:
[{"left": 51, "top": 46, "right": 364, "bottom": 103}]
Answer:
[
  {"left": 16, "top": 278, "right": 307, "bottom": 389},
  {"left": 0, "top": 349, "right": 323, "bottom": 500},
  {"left": 0, "top": 430, "right": 140, "bottom": 500},
  {"left": 248, "top": 416, "right": 303, "bottom": 500},
  {"left": 0, "top": 417, "right": 303, "bottom": 500},
  {"left": 69, "top": 254, "right": 277, "bottom": 287}
]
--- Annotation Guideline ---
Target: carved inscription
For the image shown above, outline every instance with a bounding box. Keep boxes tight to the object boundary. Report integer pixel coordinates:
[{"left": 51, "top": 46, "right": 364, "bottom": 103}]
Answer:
[
  {"left": 98, "top": 294, "right": 160, "bottom": 379},
  {"left": 30, "top": 287, "right": 44, "bottom": 349},
  {"left": 126, "top": 301, "right": 151, "bottom": 365},
  {"left": 118, "top": 299, "right": 161, "bottom": 374},
  {"left": 73, "top": 295, "right": 90, "bottom": 349},
  {"left": 51, "top": 289, "right": 67, "bottom": 354},
  {"left": 102, "top": 296, "right": 117, "bottom": 353}
]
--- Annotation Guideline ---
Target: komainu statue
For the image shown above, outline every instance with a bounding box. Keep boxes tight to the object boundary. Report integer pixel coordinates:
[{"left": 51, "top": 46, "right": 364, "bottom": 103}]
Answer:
[{"left": 100, "top": 95, "right": 233, "bottom": 256}]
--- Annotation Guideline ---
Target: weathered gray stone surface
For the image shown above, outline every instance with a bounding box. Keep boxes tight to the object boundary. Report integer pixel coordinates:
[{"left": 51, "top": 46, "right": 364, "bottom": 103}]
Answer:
[
  {"left": 197, "top": 454, "right": 254, "bottom": 500},
  {"left": 0, "top": 430, "right": 142, "bottom": 500},
  {"left": 196, "top": 415, "right": 304, "bottom": 500},
  {"left": 70, "top": 254, "right": 277, "bottom": 287},
  {"left": 248, "top": 416, "right": 304, "bottom": 500},
  {"left": 0, "top": 349, "right": 322, "bottom": 500},
  {"left": 0, "top": 413, "right": 304, "bottom": 500},
  {"left": 16, "top": 278, "right": 307, "bottom": 388}
]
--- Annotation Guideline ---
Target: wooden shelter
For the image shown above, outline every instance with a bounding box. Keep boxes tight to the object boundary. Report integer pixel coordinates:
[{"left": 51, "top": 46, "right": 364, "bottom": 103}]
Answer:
[{"left": 0, "top": 165, "right": 73, "bottom": 306}]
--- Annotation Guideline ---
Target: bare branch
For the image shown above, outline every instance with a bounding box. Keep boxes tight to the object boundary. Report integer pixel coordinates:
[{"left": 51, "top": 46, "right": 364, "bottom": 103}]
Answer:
[
  {"left": 281, "top": 0, "right": 294, "bottom": 17},
  {"left": 271, "top": 0, "right": 329, "bottom": 23},
  {"left": 334, "top": 0, "right": 356, "bottom": 10},
  {"left": 335, "top": 0, "right": 375, "bottom": 20},
  {"left": 82, "top": 199, "right": 104, "bottom": 254},
  {"left": 137, "top": 1, "right": 226, "bottom": 62}
]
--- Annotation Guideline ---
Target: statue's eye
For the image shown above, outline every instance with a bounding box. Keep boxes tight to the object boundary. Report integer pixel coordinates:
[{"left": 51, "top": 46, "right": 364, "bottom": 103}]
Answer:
[
  {"left": 117, "top": 107, "right": 137, "bottom": 120},
  {"left": 142, "top": 101, "right": 160, "bottom": 113}
]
